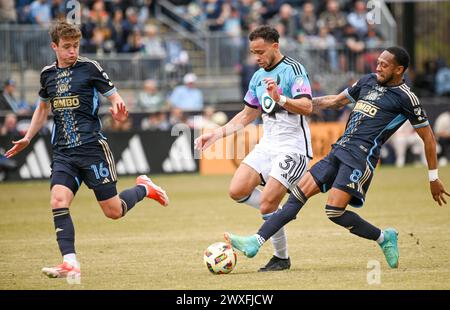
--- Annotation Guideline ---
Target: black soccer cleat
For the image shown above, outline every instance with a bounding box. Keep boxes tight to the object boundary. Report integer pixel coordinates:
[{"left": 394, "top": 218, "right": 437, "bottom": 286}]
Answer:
[{"left": 258, "top": 256, "right": 291, "bottom": 272}]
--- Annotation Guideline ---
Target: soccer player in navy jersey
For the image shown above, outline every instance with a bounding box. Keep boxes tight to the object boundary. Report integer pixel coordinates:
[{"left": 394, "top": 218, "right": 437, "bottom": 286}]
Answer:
[
  {"left": 225, "top": 46, "right": 449, "bottom": 269},
  {"left": 195, "top": 25, "right": 313, "bottom": 271},
  {"left": 5, "top": 21, "right": 169, "bottom": 279}
]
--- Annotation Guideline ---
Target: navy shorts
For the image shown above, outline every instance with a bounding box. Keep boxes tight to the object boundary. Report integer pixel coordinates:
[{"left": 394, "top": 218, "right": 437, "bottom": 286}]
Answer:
[
  {"left": 50, "top": 139, "right": 118, "bottom": 201},
  {"left": 309, "top": 146, "right": 374, "bottom": 208}
]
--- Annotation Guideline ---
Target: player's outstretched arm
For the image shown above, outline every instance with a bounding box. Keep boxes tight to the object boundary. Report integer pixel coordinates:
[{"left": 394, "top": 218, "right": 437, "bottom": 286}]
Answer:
[
  {"left": 108, "top": 92, "right": 129, "bottom": 122},
  {"left": 194, "top": 105, "right": 260, "bottom": 151},
  {"left": 415, "top": 125, "right": 450, "bottom": 206},
  {"left": 312, "top": 91, "right": 351, "bottom": 114},
  {"left": 5, "top": 101, "right": 50, "bottom": 158}
]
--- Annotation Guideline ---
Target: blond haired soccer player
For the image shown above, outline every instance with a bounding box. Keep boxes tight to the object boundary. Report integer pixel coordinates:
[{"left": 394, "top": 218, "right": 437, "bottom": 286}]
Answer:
[
  {"left": 5, "top": 21, "right": 169, "bottom": 279},
  {"left": 195, "top": 25, "right": 313, "bottom": 271}
]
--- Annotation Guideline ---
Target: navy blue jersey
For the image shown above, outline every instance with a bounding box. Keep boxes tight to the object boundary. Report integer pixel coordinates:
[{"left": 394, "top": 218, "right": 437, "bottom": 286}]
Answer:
[
  {"left": 39, "top": 56, "right": 116, "bottom": 150},
  {"left": 336, "top": 73, "right": 428, "bottom": 170}
]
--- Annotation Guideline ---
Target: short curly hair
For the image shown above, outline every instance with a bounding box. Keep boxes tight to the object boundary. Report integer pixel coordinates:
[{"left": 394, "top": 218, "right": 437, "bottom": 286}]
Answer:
[{"left": 249, "top": 25, "right": 280, "bottom": 43}]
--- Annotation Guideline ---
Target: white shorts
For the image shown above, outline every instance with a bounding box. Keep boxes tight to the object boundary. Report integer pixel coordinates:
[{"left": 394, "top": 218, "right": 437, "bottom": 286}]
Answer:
[{"left": 242, "top": 145, "right": 310, "bottom": 190}]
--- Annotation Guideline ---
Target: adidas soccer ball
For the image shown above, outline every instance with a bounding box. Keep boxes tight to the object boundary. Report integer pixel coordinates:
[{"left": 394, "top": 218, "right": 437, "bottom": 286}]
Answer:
[{"left": 203, "top": 242, "right": 237, "bottom": 274}]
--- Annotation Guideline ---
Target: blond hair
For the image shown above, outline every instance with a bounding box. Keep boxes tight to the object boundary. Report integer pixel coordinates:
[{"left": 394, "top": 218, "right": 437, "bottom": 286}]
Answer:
[{"left": 49, "top": 21, "right": 82, "bottom": 45}]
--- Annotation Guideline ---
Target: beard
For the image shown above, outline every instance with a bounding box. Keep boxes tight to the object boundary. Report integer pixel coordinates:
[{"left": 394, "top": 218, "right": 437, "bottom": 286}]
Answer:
[{"left": 377, "top": 72, "right": 394, "bottom": 86}]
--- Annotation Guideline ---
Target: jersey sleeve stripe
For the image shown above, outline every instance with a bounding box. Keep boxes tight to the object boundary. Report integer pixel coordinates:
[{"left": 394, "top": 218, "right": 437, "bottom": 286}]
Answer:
[
  {"left": 285, "top": 57, "right": 304, "bottom": 75},
  {"left": 103, "top": 87, "right": 117, "bottom": 97},
  {"left": 40, "top": 63, "right": 56, "bottom": 73},
  {"left": 399, "top": 84, "right": 420, "bottom": 106},
  {"left": 412, "top": 121, "right": 429, "bottom": 129},
  {"left": 283, "top": 57, "right": 303, "bottom": 75},
  {"left": 39, "top": 96, "right": 50, "bottom": 103},
  {"left": 294, "top": 94, "right": 312, "bottom": 100},
  {"left": 244, "top": 101, "right": 259, "bottom": 109},
  {"left": 343, "top": 88, "right": 356, "bottom": 103},
  {"left": 78, "top": 56, "right": 104, "bottom": 72}
]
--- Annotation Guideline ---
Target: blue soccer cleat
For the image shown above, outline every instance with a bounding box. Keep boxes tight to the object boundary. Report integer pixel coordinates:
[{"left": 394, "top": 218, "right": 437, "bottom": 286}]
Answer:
[
  {"left": 224, "top": 232, "right": 261, "bottom": 258},
  {"left": 379, "top": 228, "right": 399, "bottom": 268}
]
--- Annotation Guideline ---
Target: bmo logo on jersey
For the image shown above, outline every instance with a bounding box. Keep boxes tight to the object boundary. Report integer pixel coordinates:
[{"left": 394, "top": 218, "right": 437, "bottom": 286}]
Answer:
[
  {"left": 261, "top": 93, "right": 276, "bottom": 113},
  {"left": 354, "top": 100, "right": 379, "bottom": 117},
  {"left": 52, "top": 95, "right": 80, "bottom": 111}
]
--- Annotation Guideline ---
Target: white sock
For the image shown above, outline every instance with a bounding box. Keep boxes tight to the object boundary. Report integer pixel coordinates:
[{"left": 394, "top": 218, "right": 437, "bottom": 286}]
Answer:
[
  {"left": 63, "top": 253, "right": 79, "bottom": 267},
  {"left": 239, "top": 188, "right": 261, "bottom": 210},
  {"left": 263, "top": 210, "right": 289, "bottom": 259},
  {"left": 376, "top": 231, "right": 385, "bottom": 244},
  {"left": 240, "top": 190, "right": 289, "bottom": 259}
]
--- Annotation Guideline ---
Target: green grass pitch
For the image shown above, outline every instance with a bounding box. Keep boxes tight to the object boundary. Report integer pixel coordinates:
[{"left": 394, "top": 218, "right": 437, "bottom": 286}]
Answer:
[{"left": 0, "top": 165, "right": 449, "bottom": 289}]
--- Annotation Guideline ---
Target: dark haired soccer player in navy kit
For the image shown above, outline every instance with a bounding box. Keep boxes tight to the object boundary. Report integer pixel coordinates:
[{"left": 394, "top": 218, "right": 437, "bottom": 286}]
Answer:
[
  {"left": 225, "top": 46, "right": 449, "bottom": 269},
  {"left": 5, "top": 21, "right": 169, "bottom": 279}
]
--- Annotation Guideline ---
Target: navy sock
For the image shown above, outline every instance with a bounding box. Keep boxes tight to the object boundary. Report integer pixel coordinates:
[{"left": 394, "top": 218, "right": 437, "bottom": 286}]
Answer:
[
  {"left": 257, "top": 188, "right": 307, "bottom": 241},
  {"left": 325, "top": 205, "right": 381, "bottom": 241},
  {"left": 52, "top": 208, "right": 75, "bottom": 255},
  {"left": 119, "top": 185, "right": 147, "bottom": 216}
]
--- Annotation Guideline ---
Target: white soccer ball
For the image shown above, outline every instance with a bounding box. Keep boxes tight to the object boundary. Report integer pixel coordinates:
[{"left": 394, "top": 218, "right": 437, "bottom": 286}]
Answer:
[{"left": 203, "top": 242, "right": 237, "bottom": 274}]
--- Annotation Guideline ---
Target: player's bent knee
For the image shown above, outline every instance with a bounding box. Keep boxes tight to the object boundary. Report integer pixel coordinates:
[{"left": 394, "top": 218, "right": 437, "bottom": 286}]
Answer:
[
  {"left": 103, "top": 208, "right": 122, "bottom": 220},
  {"left": 51, "top": 196, "right": 69, "bottom": 209},
  {"left": 228, "top": 187, "right": 251, "bottom": 202}
]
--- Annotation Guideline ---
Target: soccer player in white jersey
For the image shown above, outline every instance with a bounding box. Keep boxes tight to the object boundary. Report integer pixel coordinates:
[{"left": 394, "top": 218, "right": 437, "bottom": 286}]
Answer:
[{"left": 195, "top": 25, "right": 313, "bottom": 271}]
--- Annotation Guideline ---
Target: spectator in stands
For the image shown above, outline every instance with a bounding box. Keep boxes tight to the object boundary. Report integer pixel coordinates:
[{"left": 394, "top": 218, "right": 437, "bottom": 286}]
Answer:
[
  {"left": 238, "top": 0, "right": 263, "bottom": 32},
  {"left": 362, "top": 24, "right": 384, "bottom": 73},
  {"left": 109, "top": 8, "right": 126, "bottom": 51},
  {"left": 50, "top": 0, "right": 65, "bottom": 20},
  {"left": 299, "top": 1, "right": 318, "bottom": 38},
  {"left": 271, "top": 3, "right": 301, "bottom": 41},
  {"left": 274, "top": 22, "right": 297, "bottom": 53},
  {"left": 434, "top": 107, "right": 450, "bottom": 166},
  {"left": 192, "top": 105, "right": 218, "bottom": 129},
  {"left": 341, "top": 23, "right": 365, "bottom": 72},
  {"left": 122, "top": 29, "right": 145, "bottom": 53},
  {"left": 141, "top": 111, "right": 171, "bottom": 131},
  {"left": 164, "top": 37, "right": 190, "bottom": 77},
  {"left": 169, "top": 106, "right": 188, "bottom": 126},
  {"left": 0, "top": 0, "right": 17, "bottom": 23},
  {"left": 389, "top": 121, "right": 426, "bottom": 167},
  {"left": 203, "top": 0, "right": 227, "bottom": 31},
  {"left": 83, "top": 26, "right": 114, "bottom": 55},
  {"left": 0, "top": 113, "right": 21, "bottom": 138},
  {"left": 347, "top": 0, "right": 368, "bottom": 39},
  {"left": 304, "top": 26, "right": 338, "bottom": 72},
  {"left": 29, "top": 0, "right": 51, "bottom": 26},
  {"left": 318, "top": 0, "right": 347, "bottom": 41},
  {"left": 260, "top": 0, "right": 282, "bottom": 23},
  {"left": 0, "top": 79, "right": 30, "bottom": 115},
  {"left": 136, "top": 79, "right": 166, "bottom": 113},
  {"left": 143, "top": 24, "right": 166, "bottom": 59},
  {"left": 168, "top": 73, "right": 203, "bottom": 112},
  {"left": 121, "top": 6, "right": 141, "bottom": 49}
]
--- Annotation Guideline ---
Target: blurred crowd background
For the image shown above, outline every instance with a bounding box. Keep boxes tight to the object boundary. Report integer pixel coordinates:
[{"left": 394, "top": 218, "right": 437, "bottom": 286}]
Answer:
[{"left": 0, "top": 0, "right": 449, "bottom": 166}]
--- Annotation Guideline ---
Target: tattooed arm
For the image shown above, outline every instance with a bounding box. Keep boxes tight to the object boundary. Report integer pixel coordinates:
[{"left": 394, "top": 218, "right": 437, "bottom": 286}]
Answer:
[{"left": 312, "top": 91, "right": 351, "bottom": 114}]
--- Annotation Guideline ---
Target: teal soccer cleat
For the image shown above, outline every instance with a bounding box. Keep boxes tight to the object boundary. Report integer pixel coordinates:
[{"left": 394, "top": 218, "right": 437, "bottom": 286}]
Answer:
[
  {"left": 224, "top": 232, "right": 261, "bottom": 258},
  {"left": 379, "top": 228, "right": 399, "bottom": 268}
]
